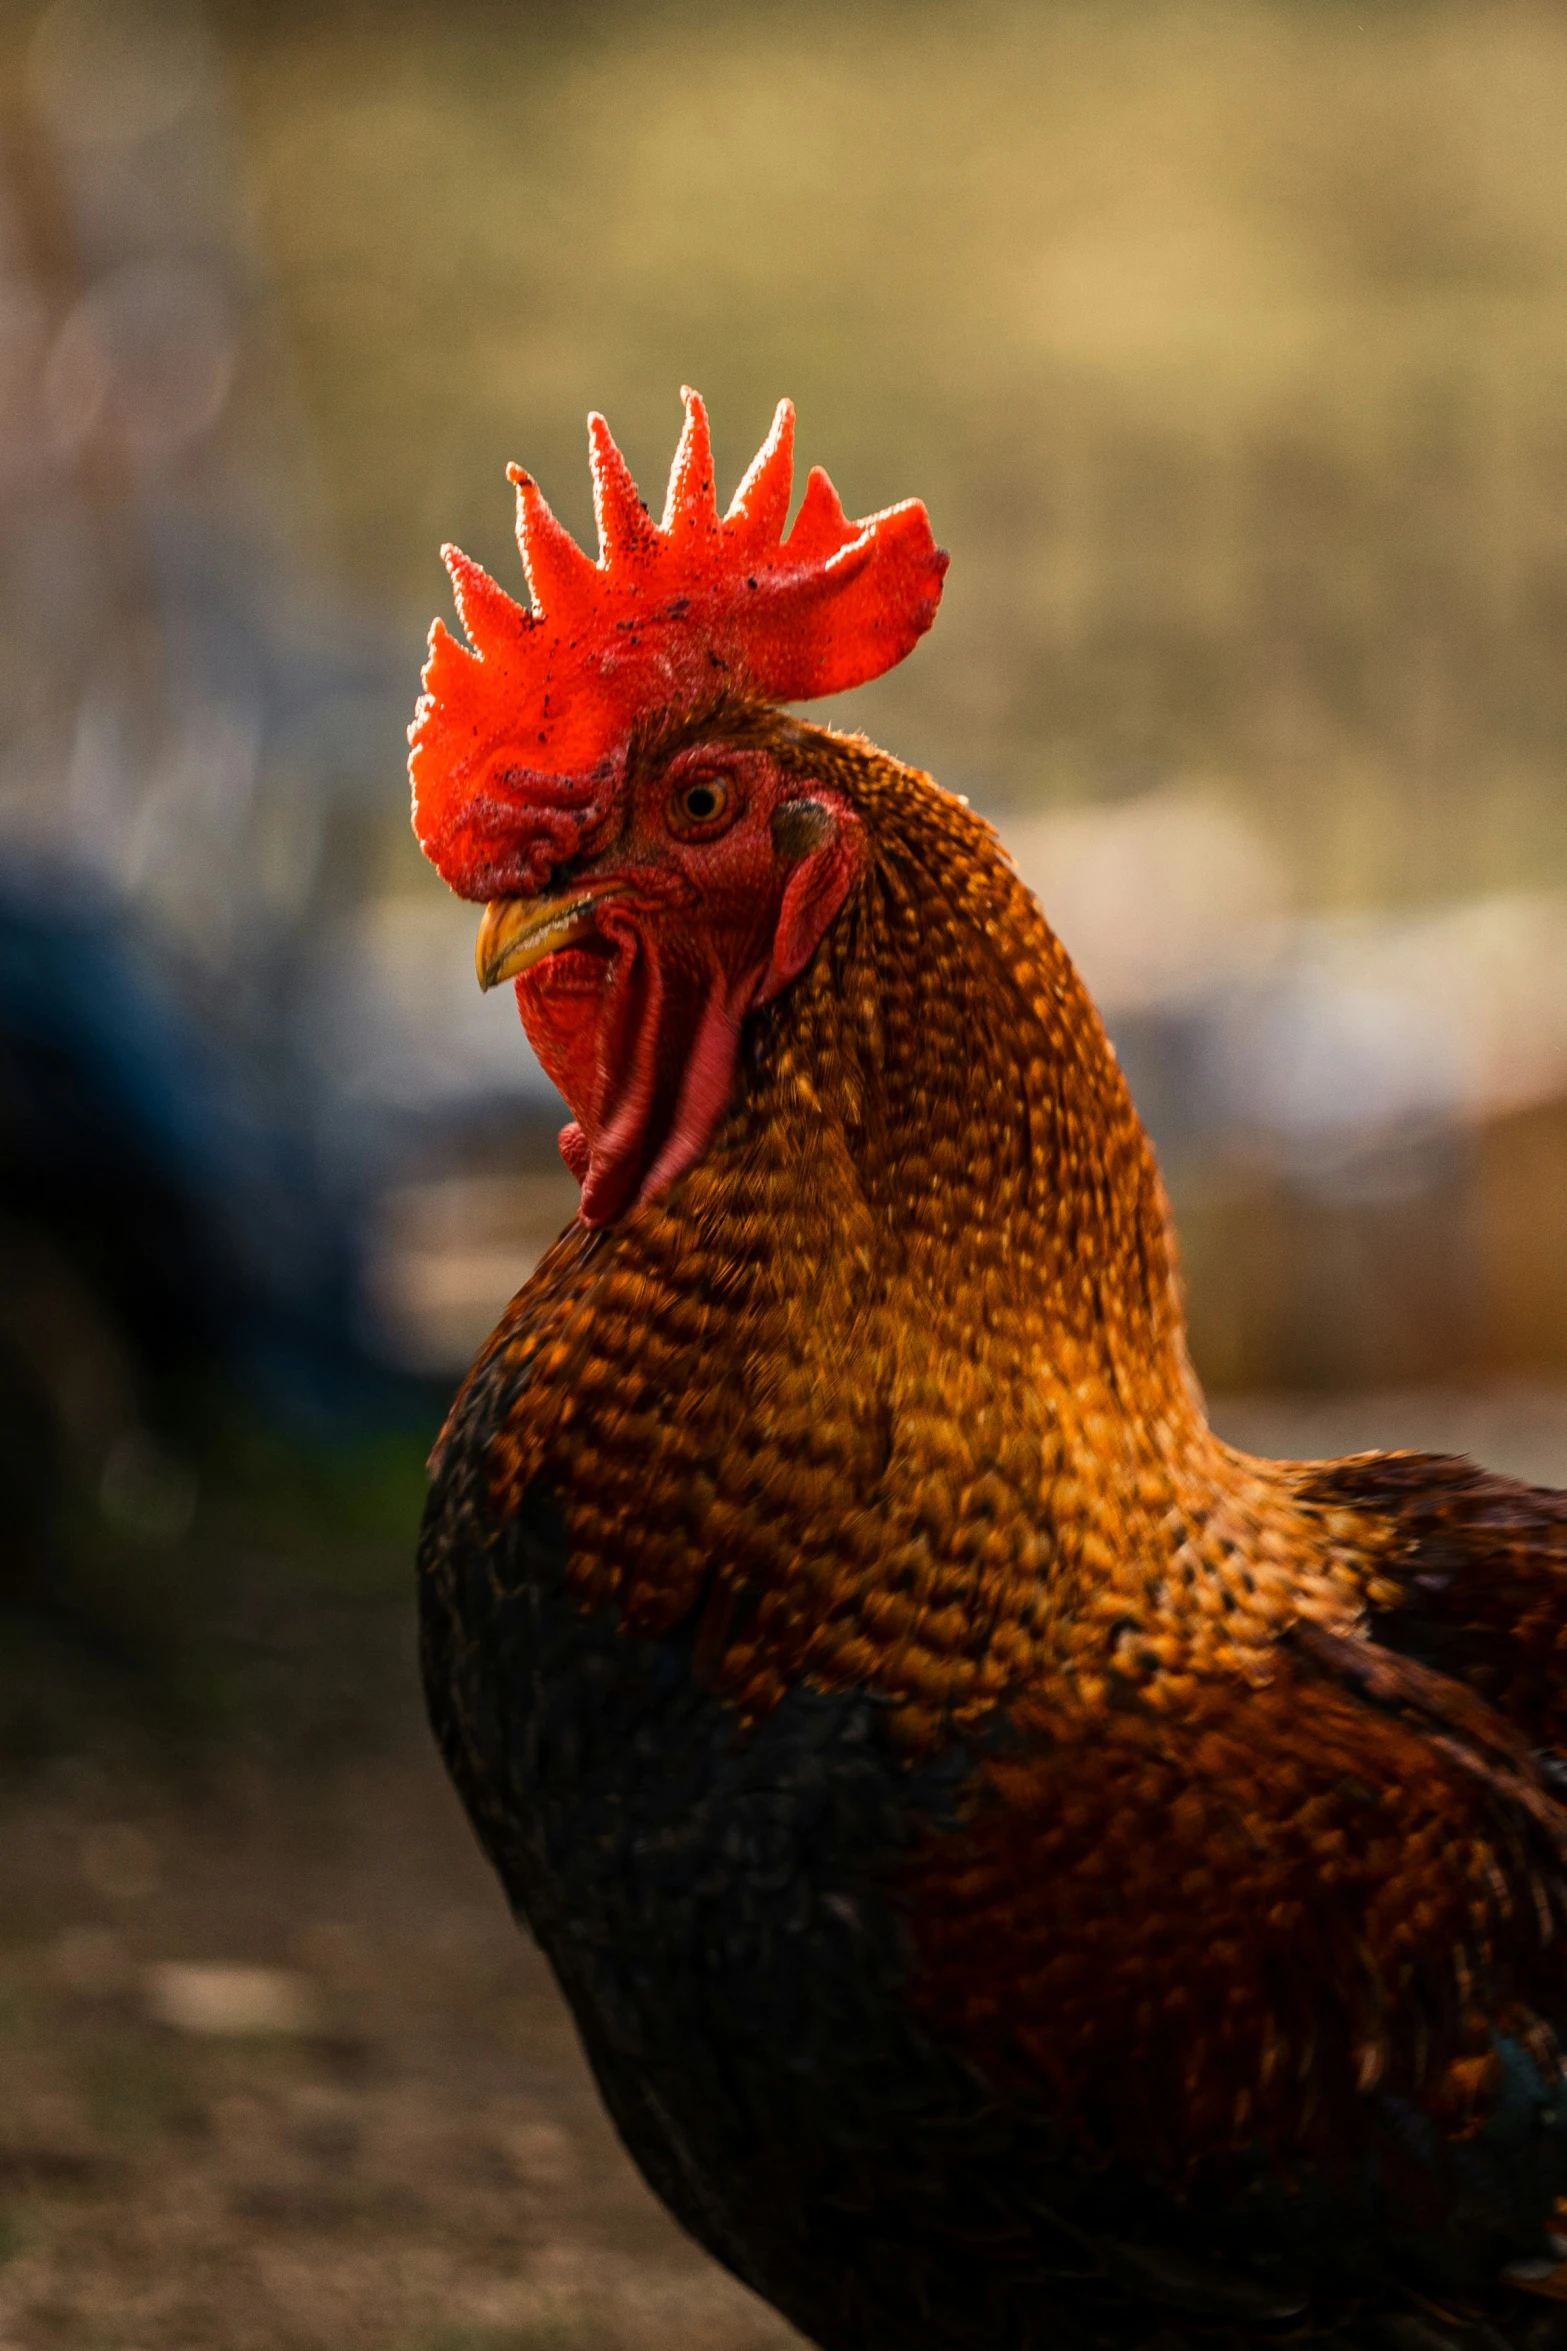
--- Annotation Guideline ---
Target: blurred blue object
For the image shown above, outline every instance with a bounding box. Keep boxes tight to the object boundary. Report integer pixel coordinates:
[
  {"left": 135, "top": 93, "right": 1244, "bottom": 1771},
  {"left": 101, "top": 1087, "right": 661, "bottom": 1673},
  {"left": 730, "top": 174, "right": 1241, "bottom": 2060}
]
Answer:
[{"left": 0, "top": 858, "right": 400, "bottom": 1430}]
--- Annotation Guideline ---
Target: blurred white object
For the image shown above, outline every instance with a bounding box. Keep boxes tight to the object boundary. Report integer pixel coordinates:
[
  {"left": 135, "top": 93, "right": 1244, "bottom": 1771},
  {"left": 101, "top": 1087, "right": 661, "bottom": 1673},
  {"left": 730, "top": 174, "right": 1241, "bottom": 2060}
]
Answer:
[
  {"left": 1002, "top": 786, "right": 1289, "bottom": 1012},
  {"left": 145, "top": 1962, "right": 322, "bottom": 2037},
  {"left": 1208, "top": 974, "right": 1459, "bottom": 1142},
  {"left": 1210, "top": 892, "right": 1567, "bottom": 1143},
  {"left": 1003, "top": 787, "right": 1567, "bottom": 1143},
  {"left": 1309, "top": 894, "right": 1567, "bottom": 1127}
]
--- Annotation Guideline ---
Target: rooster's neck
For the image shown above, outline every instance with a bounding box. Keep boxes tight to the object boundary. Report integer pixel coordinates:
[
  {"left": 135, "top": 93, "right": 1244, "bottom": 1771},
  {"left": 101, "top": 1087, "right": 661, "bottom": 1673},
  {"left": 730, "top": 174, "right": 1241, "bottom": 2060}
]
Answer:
[
  {"left": 732, "top": 745, "right": 1204, "bottom": 1442},
  {"left": 473, "top": 747, "right": 1352, "bottom": 1752}
]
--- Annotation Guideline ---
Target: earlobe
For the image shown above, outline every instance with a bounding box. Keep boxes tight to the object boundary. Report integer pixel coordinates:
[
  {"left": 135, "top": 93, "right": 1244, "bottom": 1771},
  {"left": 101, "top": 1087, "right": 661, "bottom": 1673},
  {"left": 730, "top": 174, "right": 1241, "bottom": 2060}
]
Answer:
[
  {"left": 770, "top": 796, "right": 835, "bottom": 862},
  {"left": 759, "top": 799, "right": 865, "bottom": 1003}
]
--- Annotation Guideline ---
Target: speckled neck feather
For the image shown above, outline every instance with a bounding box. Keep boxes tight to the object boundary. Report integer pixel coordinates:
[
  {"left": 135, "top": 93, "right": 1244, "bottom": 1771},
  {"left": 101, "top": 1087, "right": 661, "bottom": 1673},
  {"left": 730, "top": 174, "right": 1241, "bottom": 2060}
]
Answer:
[{"left": 453, "top": 721, "right": 1372, "bottom": 1758}]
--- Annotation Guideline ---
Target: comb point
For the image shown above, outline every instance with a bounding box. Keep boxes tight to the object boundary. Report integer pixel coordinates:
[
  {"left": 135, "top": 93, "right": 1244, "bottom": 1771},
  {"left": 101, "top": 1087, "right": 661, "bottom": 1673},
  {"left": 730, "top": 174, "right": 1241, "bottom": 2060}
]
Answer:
[
  {"left": 662, "top": 386, "right": 719, "bottom": 536},
  {"left": 725, "top": 398, "right": 795, "bottom": 548},
  {"left": 513, "top": 469, "right": 597, "bottom": 616},
  {"left": 588, "top": 411, "right": 655, "bottom": 568}
]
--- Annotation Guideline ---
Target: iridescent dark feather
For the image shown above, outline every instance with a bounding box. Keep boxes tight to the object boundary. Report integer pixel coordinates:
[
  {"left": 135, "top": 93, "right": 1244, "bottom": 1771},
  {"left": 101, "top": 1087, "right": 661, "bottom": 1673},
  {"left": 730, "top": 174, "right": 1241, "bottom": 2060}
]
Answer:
[{"left": 1305, "top": 1454, "right": 1567, "bottom": 1757}]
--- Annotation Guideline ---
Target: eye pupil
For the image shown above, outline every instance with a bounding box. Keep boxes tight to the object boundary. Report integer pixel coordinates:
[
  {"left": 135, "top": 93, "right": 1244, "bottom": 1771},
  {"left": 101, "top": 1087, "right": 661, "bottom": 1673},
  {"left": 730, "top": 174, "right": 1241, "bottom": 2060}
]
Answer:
[{"left": 668, "top": 772, "right": 731, "bottom": 833}]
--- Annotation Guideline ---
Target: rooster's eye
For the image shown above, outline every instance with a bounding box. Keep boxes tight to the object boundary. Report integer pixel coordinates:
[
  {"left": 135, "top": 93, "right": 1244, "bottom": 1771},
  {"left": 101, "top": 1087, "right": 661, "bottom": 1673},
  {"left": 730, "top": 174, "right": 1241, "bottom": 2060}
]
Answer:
[{"left": 669, "top": 774, "right": 731, "bottom": 833}]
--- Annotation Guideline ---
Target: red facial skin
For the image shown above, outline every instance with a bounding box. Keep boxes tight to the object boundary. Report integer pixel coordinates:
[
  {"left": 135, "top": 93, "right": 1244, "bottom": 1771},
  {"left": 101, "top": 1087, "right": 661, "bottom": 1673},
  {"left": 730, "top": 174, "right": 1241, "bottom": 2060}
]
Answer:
[{"left": 513, "top": 741, "right": 866, "bottom": 1227}]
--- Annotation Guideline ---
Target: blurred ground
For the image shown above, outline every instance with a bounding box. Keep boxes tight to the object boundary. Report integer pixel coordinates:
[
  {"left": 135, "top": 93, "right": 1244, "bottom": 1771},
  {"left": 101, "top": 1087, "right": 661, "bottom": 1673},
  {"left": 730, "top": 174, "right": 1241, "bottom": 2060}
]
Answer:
[
  {"left": 0, "top": 1749, "right": 808, "bottom": 2351},
  {"left": 2, "top": 1386, "right": 1565, "bottom": 2351},
  {"left": 0, "top": 1746, "right": 798, "bottom": 2351},
  {"left": 0, "top": 1422, "right": 800, "bottom": 2351}
]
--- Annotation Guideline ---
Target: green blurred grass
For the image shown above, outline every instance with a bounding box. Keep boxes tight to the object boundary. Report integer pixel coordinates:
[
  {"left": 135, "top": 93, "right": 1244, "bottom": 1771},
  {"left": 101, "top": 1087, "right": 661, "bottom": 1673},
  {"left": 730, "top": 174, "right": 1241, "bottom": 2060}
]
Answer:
[{"left": 217, "top": 0, "right": 1567, "bottom": 909}]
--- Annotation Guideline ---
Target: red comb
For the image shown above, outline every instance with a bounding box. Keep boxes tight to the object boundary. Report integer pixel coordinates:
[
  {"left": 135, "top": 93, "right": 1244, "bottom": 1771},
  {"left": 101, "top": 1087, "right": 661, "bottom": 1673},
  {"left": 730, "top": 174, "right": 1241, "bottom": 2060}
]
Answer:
[{"left": 409, "top": 389, "right": 947, "bottom": 896}]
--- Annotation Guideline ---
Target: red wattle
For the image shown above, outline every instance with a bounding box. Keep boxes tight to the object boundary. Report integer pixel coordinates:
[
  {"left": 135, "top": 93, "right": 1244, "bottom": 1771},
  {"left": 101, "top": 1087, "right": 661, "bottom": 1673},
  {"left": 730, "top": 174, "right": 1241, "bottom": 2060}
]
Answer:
[
  {"left": 513, "top": 788, "right": 866, "bottom": 1226},
  {"left": 517, "top": 923, "right": 767, "bottom": 1230}
]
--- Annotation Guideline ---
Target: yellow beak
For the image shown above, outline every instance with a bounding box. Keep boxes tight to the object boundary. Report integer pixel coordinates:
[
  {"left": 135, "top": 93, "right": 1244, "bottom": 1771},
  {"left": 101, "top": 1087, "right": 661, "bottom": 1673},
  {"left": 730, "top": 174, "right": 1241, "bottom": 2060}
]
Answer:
[{"left": 475, "top": 883, "right": 621, "bottom": 991}]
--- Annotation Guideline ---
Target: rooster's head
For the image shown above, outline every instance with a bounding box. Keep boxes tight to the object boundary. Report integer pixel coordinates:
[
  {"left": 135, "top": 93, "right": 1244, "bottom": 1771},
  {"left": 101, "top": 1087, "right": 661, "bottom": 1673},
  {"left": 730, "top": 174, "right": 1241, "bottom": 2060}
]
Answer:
[{"left": 408, "top": 390, "right": 947, "bottom": 1225}]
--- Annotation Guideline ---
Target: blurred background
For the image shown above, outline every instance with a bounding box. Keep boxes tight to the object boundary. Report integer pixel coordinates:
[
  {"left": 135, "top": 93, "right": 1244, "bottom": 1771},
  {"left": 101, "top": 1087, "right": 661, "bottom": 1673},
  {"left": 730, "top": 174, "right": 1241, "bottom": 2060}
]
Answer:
[{"left": 1, "top": 1, "right": 1566, "bottom": 2344}]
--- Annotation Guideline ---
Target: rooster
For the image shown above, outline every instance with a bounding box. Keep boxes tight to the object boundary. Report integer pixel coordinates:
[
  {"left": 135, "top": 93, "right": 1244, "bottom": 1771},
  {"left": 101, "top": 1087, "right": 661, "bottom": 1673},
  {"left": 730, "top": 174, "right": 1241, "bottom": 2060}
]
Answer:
[{"left": 410, "top": 390, "right": 1567, "bottom": 2351}]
